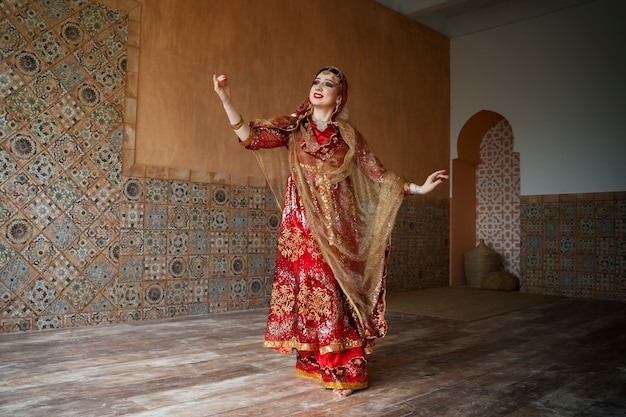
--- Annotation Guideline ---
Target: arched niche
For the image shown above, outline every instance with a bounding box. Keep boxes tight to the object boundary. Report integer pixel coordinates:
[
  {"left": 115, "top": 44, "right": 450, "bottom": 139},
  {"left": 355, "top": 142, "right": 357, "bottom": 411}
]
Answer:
[{"left": 450, "top": 110, "right": 505, "bottom": 286}]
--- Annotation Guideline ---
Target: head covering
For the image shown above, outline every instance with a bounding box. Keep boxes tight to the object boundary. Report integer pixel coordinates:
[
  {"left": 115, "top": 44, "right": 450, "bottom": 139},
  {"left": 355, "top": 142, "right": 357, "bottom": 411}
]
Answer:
[{"left": 266, "top": 66, "right": 349, "bottom": 131}]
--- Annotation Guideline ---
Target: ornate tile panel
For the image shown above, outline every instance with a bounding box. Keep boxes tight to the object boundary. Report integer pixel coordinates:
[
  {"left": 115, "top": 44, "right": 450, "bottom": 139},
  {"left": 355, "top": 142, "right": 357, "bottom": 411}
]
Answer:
[
  {"left": 521, "top": 193, "right": 626, "bottom": 300},
  {"left": 476, "top": 119, "right": 521, "bottom": 277}
]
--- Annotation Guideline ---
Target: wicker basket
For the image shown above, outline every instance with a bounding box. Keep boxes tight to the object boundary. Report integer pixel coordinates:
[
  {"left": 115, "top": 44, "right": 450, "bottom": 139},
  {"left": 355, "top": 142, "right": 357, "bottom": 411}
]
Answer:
[{"left": 464, "top": 239, "right": 501, "bottom": 288}]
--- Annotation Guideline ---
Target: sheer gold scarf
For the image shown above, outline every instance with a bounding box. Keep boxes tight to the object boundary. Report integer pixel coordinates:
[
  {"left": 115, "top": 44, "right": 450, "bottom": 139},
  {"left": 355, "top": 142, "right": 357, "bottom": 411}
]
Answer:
[{"left": 252, "top": 120, "right": 405, "bottom": 339}]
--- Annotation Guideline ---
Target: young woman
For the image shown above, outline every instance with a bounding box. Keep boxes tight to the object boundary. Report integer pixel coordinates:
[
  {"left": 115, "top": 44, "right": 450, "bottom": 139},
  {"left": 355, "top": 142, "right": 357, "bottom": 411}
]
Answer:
[{"left": 213, "top": 67, "right": 447, "bottom": 396}]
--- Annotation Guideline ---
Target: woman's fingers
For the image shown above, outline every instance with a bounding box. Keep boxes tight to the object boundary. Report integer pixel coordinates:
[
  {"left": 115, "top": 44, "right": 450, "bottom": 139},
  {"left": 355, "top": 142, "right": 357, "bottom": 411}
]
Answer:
[
  {"left": 433, "top": 170, "right": 448, "bottom": 182},
  {"left": 212, "top": 72, "right": 228, "bottom": 90}
]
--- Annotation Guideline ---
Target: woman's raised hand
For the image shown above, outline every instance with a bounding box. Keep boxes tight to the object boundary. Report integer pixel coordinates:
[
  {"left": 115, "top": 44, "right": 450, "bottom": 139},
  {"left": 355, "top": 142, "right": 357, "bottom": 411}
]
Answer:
[
  {"left": 419, "top": 170, "right": 449, "bottom": 194},
  {"left": 212, "top": 72, "right": 250, "bottom": 140},
  {"left": 213, "top": 72, "right": 231, "bottom": 105}
]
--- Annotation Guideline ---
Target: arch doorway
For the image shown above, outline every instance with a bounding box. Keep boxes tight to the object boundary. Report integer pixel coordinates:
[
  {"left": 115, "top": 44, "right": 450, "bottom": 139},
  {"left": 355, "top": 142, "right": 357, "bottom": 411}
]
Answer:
[{"left": 450, "top": 110, "right": 521, "bottom": 286}]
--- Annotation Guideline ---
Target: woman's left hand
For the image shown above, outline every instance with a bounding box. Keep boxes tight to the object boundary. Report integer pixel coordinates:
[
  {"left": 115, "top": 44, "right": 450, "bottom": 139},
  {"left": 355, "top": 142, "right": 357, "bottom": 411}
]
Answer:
[{"left": 419, "top": 170, "right": 449, "bottom": 194}]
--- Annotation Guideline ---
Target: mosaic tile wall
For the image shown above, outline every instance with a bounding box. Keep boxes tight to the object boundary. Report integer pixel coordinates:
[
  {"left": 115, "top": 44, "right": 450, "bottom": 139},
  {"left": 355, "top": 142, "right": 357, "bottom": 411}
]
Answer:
[
  {"left": 476, "top": 119, "right": 521, "bottom": 277},
  {"left": 0, "top": 0, "right": 132, "bottom": 332},
  {"left": 520, "top": 192, "right": 626, "bottom": 301},
  {"left": 116, "top": 178, "right": 282, "bottom": 319},
  {"left": 388, "top": 197, "right": 450, "bottom": 292},
  {"left": 115, "top": 180, "right": 449, "bottom": 318},
  {"left": 0, "top": 0, "right": 451, "bottom": 333}
]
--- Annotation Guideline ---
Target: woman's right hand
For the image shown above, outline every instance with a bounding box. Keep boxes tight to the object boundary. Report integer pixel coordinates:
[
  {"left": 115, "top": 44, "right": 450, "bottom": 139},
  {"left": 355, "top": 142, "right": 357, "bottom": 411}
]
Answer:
[
  {"left": 212, "top": 71, "right": 250, "bottom": 140},
  {"left": 213, "top": 72, "right": 231, "bottom": 105}
]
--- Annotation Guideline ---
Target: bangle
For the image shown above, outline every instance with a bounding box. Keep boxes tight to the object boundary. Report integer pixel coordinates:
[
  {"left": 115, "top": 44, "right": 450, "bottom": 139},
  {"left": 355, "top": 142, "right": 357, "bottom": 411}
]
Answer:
[
  {"left": 409, "top": 183, "right": 421, "bottom": 195},
  {"left": 230, "top": 114, "right": 244, "bottom": 130}
]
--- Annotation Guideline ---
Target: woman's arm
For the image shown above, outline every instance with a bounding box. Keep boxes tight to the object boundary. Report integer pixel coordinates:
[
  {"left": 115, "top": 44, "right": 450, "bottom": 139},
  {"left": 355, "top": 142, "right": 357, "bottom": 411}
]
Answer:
[
  {"left": 405, "top": 170, "right": 448, "bottom": 195},
  {"left": 213, "top": 72, "right": 290, "bottom": 150},
  {"left": 213, "top": 72, "right": 251, "bottom": 142},
  {"left": 355, "top": 133, "right": 448, "bottom": 195}
]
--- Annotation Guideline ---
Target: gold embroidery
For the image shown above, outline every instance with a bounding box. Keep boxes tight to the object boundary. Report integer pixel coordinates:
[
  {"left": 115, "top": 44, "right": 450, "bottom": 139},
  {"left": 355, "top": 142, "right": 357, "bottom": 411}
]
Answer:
[
  {"left": 308, "top": 241, "right": 322, "bottom": 259},
  {"left": 297, "top": 286, "right": 331, "bottom": 322},
  {"left": 269, "top": 283, "right": 295, "bottom": 317},
  {"left": 278, "top": 227, "right": 306, "bottom": 262}
]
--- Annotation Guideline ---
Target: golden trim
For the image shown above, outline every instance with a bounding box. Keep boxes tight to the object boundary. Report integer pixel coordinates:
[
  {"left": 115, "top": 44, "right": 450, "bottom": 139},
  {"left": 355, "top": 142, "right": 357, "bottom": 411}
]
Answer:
[
  {"left": 323, "top": 381, "right": 368, "bottom": 390},
  {"left": 230, "top": 114, "right": 244, "bottom": 130},
  {"left": 318, "top": 339, "right": 363, "bottom": 355},
  {"left": 263, "top": 339, "right": 363, "bottom": 354},
  {"left": 295, "top": 368, "right": 322, "bottom": 381}
]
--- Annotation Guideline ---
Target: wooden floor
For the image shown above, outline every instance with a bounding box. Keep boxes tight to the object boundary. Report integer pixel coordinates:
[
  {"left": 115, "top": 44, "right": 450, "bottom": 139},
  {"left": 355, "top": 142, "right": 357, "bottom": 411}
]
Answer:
[{"left": 1, "top": 295, "right": 625, "bottom": 417}]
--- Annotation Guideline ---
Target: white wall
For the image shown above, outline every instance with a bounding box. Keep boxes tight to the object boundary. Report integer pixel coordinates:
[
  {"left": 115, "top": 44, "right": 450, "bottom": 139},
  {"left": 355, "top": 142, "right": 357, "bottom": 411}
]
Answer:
[{"left": 451, "top": 0, "right": 626, "bottom": 195}]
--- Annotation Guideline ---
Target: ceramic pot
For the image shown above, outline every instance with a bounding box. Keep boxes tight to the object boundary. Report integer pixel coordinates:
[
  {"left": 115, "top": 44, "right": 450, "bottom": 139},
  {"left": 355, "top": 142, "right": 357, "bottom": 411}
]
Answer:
[{"left": 464, "top": 239, "right": 501, "bottom": 288}]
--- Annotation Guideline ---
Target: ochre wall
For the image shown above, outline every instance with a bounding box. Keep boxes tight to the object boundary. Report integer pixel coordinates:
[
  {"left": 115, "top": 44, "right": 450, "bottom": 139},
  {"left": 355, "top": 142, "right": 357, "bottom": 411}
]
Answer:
[{"left": 133, "top": 0, "right": 450, "bottom": 192}]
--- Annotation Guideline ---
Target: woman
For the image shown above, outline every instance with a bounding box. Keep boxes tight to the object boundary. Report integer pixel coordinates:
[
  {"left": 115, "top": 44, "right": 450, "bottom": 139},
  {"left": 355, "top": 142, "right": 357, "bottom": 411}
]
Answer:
[{"left": 213, "top": 67, "right": 447, "bottom": 396}]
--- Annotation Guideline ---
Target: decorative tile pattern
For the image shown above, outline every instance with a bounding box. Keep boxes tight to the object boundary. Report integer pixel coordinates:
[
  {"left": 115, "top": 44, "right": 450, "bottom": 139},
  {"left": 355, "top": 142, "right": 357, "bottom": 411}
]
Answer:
[
  {"left": 118, "top": 255, "right": 143, "bottom": 282},
  {"left": 45, "top": 213, "right": 80, "bottom": 249},
  {"left": 187, "top": 255, "right": 207, "bottom": 279},
  {"left": 476, "top": 119, "right": 521, "bottom": 277},
  {"left": 521, "top": 193, "right": 626, "bottom": 300},
  {"left": 144, "top": 255, "right": 166, "bottom": 281},
  {"left": 211, "top": 185, "right": 229, "bottom": 206},
  {"left": 143, "top": 230, "right": 166, "bottom": 255},
  {"left": 0, "top": 0, "right": 128, "bottom": 330},
  {"left": 44, "top": 255, "right": 78, "bottom": 293},
  {"left": 144, "top": 204, "right": 167, "bottom": 229},
  {"left": 5, "top": 218, "right": 33, "bottom": 246},
  {"left": 65, "top": 276, "right": 97, "bottom": 310},
  {"left": 145, "top": 283, "right": 164, "bottom": 306},
  {"left": 145, "top": 179, "right": 169, "bottom": 204},
  {"left": 24, "top": 276, "right": 57, "bottom": 313},
  {"left": 387, "top": 198, "right": 450, "bottom": 292},
  {"left": 21, "top": 234, "right": 59, "bottom": 272},
  {"left": 168, "top": 256, "right": 186, "bottom": 279}
]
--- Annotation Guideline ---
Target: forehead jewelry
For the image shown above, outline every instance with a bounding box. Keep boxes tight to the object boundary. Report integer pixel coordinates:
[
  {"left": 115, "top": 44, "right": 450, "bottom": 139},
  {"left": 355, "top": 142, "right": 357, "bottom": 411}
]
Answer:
[{"left": 319, "top": 71, "right": 341, "bottom": 89}]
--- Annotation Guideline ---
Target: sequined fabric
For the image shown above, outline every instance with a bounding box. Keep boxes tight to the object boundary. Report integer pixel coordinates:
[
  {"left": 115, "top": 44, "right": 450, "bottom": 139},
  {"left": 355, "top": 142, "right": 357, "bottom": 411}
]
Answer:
[
  {"left": 241, "top": 68, "right": 407, "bottom": 392},
  {"left": 245, "top": 117, "right": 405, "bottom": 347},
  {"left": 263, "top": 174, "right": 363, "bottom": 354}
]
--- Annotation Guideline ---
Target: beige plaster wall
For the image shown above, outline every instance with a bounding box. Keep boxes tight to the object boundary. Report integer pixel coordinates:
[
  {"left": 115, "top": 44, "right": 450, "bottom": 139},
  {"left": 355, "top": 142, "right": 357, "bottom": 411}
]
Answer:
[{"left": 133, "top": 0, "right": 449, "bottom": 193}]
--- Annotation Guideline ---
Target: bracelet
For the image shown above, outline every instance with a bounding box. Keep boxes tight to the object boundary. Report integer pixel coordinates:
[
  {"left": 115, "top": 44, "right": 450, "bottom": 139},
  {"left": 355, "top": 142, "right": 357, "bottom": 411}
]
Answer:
[
  {"left": 409, "top": 183, "right": 421, "bottom": 195},
  {"left": 230, "top": 114, "right": 244, "bottom": 130}
]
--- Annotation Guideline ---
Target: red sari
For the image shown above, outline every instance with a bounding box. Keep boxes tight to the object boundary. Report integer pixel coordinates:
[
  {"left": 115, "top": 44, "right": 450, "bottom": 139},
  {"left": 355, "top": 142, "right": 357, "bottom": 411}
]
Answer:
[{"left": 244, "top": 118, "right": 405, "bottom": 391}]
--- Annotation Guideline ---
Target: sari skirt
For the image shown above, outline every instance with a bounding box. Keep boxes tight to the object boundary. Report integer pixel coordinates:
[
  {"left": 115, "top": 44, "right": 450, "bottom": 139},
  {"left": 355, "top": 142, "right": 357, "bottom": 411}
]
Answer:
[{"left": 263, "top": 180, "right": 368, "bottom": 390}]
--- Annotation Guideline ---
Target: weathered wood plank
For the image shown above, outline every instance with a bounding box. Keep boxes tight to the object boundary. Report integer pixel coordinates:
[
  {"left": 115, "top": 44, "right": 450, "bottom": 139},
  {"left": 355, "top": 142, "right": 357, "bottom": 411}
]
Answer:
[{"left": 0, "top": 297, "right": 625, "bottom": 417}]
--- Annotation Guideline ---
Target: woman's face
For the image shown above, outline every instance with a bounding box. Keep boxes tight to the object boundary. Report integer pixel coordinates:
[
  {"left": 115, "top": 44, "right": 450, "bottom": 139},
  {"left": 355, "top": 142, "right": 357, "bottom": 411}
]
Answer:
[{"left": 309, "top": 71, "right": 340, "bottom": 112}]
